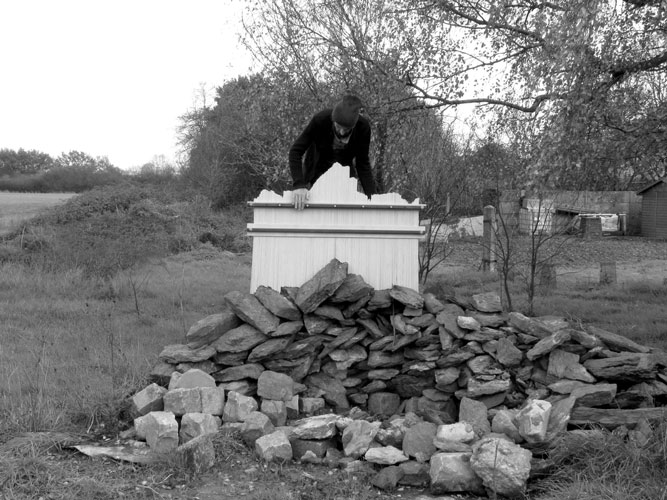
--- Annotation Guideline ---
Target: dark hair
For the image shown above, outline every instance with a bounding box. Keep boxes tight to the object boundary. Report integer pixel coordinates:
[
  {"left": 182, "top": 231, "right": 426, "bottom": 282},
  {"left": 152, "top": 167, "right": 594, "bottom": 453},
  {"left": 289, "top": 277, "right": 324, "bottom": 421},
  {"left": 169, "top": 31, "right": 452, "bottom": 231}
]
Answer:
[{"left": 332, "top": 95, "right": 363, "bottom": 128}]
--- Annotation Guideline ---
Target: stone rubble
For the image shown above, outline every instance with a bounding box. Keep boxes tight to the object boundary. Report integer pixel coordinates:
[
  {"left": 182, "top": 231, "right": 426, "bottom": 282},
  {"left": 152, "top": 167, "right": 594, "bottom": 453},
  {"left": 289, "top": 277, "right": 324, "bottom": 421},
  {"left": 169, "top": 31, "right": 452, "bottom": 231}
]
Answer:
[{"left": 126, "top": 258, "right": 667, "bottom": 497}]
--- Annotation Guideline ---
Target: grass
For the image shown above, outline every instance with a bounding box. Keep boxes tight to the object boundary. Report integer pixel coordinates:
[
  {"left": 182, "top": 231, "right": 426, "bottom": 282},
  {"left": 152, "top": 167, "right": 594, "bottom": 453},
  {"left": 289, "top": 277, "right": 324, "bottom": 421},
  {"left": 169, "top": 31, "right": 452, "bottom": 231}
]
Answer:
[
  {"left": 530, "top": 422, "right": 667, "bottom": 500},
  {"left": 0, "top": 191, "right": 76, "bottom": 235},
  {"left": 0, "top": 251, "right": 252, "bottom": 441},
  {"left": 1, "top": 186, "right": 666, "bottom": 499}
]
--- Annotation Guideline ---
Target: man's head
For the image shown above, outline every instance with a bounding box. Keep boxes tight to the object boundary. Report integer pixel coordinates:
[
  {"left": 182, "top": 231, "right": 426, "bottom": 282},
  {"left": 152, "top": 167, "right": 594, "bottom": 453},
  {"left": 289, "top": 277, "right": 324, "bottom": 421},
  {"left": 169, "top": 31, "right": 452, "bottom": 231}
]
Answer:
[{"left": 332, "top": 94, "right": 363, "bottom": 132}]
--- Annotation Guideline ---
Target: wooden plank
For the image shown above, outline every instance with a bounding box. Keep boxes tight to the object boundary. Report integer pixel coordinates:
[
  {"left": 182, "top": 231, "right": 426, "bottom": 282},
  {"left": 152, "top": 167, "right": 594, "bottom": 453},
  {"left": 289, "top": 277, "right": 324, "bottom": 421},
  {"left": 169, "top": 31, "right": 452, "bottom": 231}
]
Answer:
[
  {"left": 248, "top": 202, "right": 425, "bottom": 210},
  {"left": 248, "top": 225, "right": 425, "bottom": 236},
  {"left": 569, "top": 407, "right": 667, "bottom": 427}
]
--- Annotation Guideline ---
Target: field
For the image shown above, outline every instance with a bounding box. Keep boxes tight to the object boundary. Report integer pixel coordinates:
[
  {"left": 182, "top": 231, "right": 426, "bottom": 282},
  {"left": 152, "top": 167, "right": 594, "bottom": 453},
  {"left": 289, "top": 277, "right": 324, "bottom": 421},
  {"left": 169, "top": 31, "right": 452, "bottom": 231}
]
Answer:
[
  {"left": 1, "top": 191, "right": 666, "bottom": 500},
  {"left": 0, "top": 191, "right": 76, "bottom": 235}
]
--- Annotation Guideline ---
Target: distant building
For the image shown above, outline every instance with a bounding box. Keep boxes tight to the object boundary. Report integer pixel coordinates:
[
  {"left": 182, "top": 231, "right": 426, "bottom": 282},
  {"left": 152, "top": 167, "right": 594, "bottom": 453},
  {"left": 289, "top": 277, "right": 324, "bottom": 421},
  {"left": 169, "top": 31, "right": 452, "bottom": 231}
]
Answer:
[{"left": 636, "top": 178, "right": 667, "bottom": 239}]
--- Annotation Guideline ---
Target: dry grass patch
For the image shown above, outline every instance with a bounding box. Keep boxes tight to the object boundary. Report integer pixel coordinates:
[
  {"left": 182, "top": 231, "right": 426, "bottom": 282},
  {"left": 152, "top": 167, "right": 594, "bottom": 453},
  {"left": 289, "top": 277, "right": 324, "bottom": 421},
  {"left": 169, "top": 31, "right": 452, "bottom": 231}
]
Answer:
[{"left": 0, "top": 191, "right": 75, "bottom": 235}]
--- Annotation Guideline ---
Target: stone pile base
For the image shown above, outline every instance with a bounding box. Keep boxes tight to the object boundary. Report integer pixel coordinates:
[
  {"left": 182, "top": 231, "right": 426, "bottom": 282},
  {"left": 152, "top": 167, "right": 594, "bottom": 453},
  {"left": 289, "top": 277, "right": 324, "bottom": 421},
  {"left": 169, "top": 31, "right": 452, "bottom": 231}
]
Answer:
[{"left": 127, "top": 258, "right": 667, "bottom": 496}]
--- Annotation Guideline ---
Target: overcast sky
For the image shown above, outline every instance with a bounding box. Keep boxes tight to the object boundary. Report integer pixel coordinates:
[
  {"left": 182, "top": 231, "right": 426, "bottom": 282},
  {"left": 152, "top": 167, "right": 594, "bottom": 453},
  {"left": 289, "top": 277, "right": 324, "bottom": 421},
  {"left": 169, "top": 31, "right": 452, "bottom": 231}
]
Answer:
[{"left": 0, "top": 0, "right": 253, "bottom": 170}]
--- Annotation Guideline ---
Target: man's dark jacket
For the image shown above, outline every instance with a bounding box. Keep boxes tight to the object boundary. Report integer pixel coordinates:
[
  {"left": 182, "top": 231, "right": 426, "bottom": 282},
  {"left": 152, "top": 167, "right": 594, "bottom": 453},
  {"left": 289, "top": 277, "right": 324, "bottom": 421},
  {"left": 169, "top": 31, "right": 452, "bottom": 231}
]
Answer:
[{"left": 288, "top": 109, "right": 376, "bottom": 197}]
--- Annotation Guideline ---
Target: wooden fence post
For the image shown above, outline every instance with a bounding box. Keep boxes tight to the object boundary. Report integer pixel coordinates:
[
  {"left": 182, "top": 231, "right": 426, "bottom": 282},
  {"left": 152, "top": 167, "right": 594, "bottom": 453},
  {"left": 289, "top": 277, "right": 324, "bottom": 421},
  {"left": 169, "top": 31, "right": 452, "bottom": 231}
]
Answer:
[
  {"left": 538, "top": 263, "right": 557, "bottom": 292},
  {"left": 482, "top": 205, "right": 497, "bottom": 272},
  {"left": 600, "top": 261, "right": 617, "bottom": 285}
]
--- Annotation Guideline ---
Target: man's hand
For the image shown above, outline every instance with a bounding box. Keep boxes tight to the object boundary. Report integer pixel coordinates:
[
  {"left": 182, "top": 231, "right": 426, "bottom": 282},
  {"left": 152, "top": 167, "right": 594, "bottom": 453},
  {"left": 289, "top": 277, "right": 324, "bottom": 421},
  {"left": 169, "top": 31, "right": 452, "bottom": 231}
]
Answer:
[{"left": 292, "top": 188, "right": 309, "bottom": 210}]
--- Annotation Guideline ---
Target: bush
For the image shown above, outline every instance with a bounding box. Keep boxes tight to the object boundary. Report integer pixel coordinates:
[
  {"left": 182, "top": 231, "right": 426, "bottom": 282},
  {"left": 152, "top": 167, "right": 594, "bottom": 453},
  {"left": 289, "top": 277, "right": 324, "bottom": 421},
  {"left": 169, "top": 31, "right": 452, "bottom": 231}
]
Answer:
[{"left": 1, "top": 184, "right": 252, "bottom": 277}]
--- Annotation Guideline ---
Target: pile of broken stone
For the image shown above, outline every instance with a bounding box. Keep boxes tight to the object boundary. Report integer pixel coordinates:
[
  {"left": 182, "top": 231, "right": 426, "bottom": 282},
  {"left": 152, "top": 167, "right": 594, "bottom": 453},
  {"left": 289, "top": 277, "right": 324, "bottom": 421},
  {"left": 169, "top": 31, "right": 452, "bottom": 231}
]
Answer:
[{"left": 129, "top": 258, "right": 667, "bottom": 497}]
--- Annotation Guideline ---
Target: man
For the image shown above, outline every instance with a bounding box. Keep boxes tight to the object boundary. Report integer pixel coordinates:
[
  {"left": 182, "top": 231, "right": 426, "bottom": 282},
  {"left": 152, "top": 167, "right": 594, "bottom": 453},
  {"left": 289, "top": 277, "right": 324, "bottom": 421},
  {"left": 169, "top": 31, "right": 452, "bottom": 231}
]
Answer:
[{"left": 288, "top": 94, "right": 376, "bottom": 210}]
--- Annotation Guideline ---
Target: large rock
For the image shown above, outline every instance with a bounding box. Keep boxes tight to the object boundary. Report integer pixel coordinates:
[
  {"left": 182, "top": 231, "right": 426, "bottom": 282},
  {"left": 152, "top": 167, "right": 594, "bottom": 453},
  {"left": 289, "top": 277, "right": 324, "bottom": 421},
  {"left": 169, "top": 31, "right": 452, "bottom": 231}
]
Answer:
[
  {"left": 342, "top": 420, "right": 381, "bottom": 458},
  {"left": 272, "top": 320, "right": 305, "bottom": 337},
  {"left": 179, "top": 413, "right": 221, "bottom": 444},
  {"left": 292, "top": 414, "right": 340, "bottom": 440},
  {"left": 225, "top": 290, "right": 280, "bottom": 334},
  {"left": 434, "top": 422, "right": 475, "bottom": 445},
  {"left": 171, "top": 369, "right": 216, "bottom": 390},
  {"left": 254, "top": 286, "right": 302, "bottom": 321},
  {"left": 436, "top": 312, "right": 466, "bottom": 339},
  {"left": 545, "top": 396, "right": 576, "bottom": 441},
  {"left": 458, "top": 378, "right": 511, "bottom": 399},
  {"left": 295, "top": 259, "right": 348, "bottom": 313},
  {"left": 305, "top": 373, "right": 349, "bottom": 409},
  {"left": 164, "top": 388, "right": 202, "bottom": 415},
  {"left": 507, "top": 312, "right": 555, "bottom": 339},
  {"left": 257, "top": 371, "right": 295, "bottom": 402},
  {"left": 471, "top": 292, "right": 502, "bottom": 313},
  {"left": 290, "top": 437, "right": 337, "bottom": 460},
  {"left": 200, "top": 386, "right": 225, "bottom": 415},
  {"left": 261, "top": 399, "right": 287, "bottom": 427},
  {"left": 587, "top": 325, "right": 651, "bottom": 353},
  {"left": 368, "top": 392, "right": 401, "bottom": 416},
  {"left": 368, "top": 351, "right": 404, "bottom": 368},
  {"left": 547, "top": 349, "right": 596, "bottom": 383},
  {"left": 365, "top": 446, "right": 409, "bottom": 465},
  {"left": 222, "top": 391, "right": 258, "bottom": 422},
  {"left": 516, "top": 399, "right": 552, "bottom": 443},
  {"left": 176, "top": 434, "right": 216, "bottom": 475},
  {"left": 240, "top": 411, "right": 275, "bottom": 446},
  {"left": 186, "top": 309, "right": 241, "bottom": 349},
  {"left": 583, "top": 354, "right": 657, "bottom": 381},
  {"left": 254, "top": 430, "right": 292, "bottom": 462},
  {"left": 495, "top": 338, "right": 523, "bottom": 367},
  {"left": 491, "top": 409, "right": 522, "bottom": 443},
  {"left": 248, "top": 338, "right": 292, "bottom": 362},
  {"left": 132, "top": 383, "right": 166, "bottom": 416},
  {"left": 459, "top": 397, "right": 491, "bottom": 438},
  {"left": 299, "top": 397, "right": 326, "bottom": 416},
  {"left": 329, "top": 345, "right": 367, "bottom": 370},
  {"left": 211, "top": 324, "right": 269, "bottom": 353},
  {"left": 389, "top": 285, "right": 424, "bottom": 309},
  {"left": 570, "top": 383, "right": 617, "bottom": 407},
  {"left": 371, "top": 465, "right": 404, "bottom": 490},
  {"left": 159, "top": 344, "right": 216, "bottom": 364},
  {"left": 402, "top": 422, "right": 437, "bottom": 461},
  {"left": 429, "top": 452, "right": 485, "bottom": 494},
  {"left": 214, "top": 363, "right": 265, "bottom": 382},
  {"left": 470, "top": 436, "right": 532, "bottom": 497},
  {"left": 330, "top": 274, "right": 373, "bottom": 303},
  {"left": 144, "top": 411, "right": 179, "bottom": 453},
  {"left": 526, "top": 330, "right": 571, "bottom": 361}
]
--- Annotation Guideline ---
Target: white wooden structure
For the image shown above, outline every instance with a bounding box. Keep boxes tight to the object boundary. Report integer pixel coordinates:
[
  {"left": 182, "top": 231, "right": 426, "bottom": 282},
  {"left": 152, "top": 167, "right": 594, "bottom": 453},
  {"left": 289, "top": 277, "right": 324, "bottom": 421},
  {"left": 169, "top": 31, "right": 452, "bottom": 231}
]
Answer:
[{"left": 247, "top": 164, "right": 425, "bottom": 292}]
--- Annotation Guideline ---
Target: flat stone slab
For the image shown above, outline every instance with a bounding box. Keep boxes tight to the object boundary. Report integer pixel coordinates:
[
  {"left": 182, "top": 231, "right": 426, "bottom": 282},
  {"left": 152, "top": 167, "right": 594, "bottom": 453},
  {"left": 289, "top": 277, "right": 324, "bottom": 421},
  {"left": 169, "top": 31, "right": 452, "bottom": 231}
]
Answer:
[
  {"left": 292, "top": 414, "right": 340, "bottom": 440},
  {"left": 186, "top": 309, "right": 241, "bottom": 349},
  {"left": 569, "top": 407, "right": 667, "bottom": 428},
  {"left": 330, "top": 274, "right": 373, "bottom": 303},
  {"left": 295, "top": 259, "right": 348, "bottom": 314},
  {"left": 389, "top": 285, "right": 424, "bottom": 309},
  {"left": 584, "top": 354, "right": 657, "bottom": 381},
  {"left": 365, "top": 445, "right": 409, "bottom": 465},
  {"left": 159, "top": 344, "right": 216, "bottom": 364},
  {"left": 587, "top": 325, "right": 650, "bottom": 353},
  {"left": 471, "top": 292, "right": 502, "bottom": 313},
  {"left": 213, "top": 364, "right": 265, "bottom": 382},
  {"left": 225, "top": 290, "right": 280, "bottom": 334},
  {"left": 248, "top": 338, "right": 292, "bottom": 362},
  {"left": 211, "top": 324, "right": 269, "bottom": 353},
  {"left": 254, "top": 286, "right": 302, "bottom": 321}
]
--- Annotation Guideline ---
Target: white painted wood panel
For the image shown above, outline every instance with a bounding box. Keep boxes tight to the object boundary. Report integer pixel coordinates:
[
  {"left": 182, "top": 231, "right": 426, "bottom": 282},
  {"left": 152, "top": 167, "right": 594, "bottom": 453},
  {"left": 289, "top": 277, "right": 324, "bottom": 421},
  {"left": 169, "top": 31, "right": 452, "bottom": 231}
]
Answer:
[{"left": 247, "top": 164, "right": 425, "bottom": 292}]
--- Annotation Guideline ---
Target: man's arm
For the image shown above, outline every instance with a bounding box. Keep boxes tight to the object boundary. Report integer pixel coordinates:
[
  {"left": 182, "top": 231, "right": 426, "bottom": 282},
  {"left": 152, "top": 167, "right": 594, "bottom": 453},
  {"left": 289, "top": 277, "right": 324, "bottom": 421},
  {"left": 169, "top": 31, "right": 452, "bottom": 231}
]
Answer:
[
  {"left": 354, "top": 123, "right": 376, "bottom": 197},
  {"left": 288, "top": 119, "right": 315, "bottom": 190}
]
